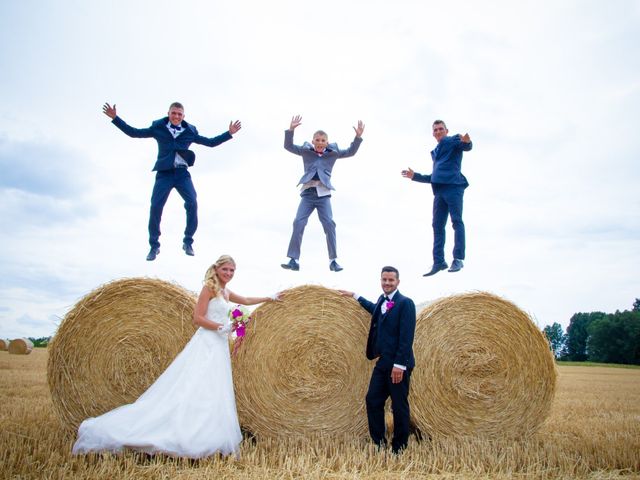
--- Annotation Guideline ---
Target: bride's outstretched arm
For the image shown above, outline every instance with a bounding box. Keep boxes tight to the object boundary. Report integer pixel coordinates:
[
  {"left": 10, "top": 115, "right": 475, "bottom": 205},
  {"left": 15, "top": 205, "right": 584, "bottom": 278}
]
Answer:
[
  {"left": 228, "top": 290, "right": 280, "bottom": 306},
  {"left": 193, "top": 286, "right": 225, "bottom": 331}
]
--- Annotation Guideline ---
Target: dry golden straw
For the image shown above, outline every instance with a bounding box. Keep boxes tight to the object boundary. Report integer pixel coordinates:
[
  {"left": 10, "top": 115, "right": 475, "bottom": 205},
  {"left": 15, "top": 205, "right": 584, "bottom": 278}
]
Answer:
[
  {"left": 47, "top": 278, "right": 197, "bottom": 431},
  {"left": 233, "top": 285, "right": 372, "bottom": 439},
  {"left": 0, "top": 338, "right": 8, "bottom": 351},
  {"left": 411, "top": 291, "right": 557, "bottom": 438},
  {"left": 8, "top": 338, "right": 33, "bottom": 355}
]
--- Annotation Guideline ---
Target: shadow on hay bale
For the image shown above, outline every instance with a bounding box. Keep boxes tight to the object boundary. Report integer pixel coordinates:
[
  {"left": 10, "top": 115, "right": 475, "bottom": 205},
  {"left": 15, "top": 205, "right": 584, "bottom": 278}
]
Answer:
[
  {"left": 0, "top": 339, "right": 9, "bottom": 351},
  {"left": 47, "top": 278, "right": 197, "bottom": 431},
  {"left": 232, "top": 285, "right": 372, "bottom": 439},
  {"left": 8, "top": 338, "right": 33, "bottom": 355},
  {"left": 411, "top": 292, "right": 557, "bottom": 439}
]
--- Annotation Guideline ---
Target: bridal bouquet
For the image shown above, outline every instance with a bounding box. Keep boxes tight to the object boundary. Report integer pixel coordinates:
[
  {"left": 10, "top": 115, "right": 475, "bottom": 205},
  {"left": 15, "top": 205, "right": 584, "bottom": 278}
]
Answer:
[
  {"left": 229, "top": 305, "right": 251, "bottom": 337},
  {"left": 229, "top": 305, "right": 252, "bottom": 356}
]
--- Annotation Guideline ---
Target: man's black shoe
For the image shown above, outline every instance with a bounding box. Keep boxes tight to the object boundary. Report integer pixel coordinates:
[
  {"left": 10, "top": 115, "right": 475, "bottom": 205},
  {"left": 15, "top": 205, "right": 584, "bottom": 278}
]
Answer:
[
  {"left": 146, "top": 248, "right": 160, "bottom": 261},
  {"left": 448, "top": 259, "right": 464, "bottom": 272},
  {"left": 281, "top": 258, "right": 300, "bottom": 271},
  {"left": 329, "top": 260, "right": 343, "bottom": 272},
  {"left": 183, "top": 243, "right": 195, "bottom": 256},
  {"left": 422, "top": 262, "right": 448, "bottom": 277}
]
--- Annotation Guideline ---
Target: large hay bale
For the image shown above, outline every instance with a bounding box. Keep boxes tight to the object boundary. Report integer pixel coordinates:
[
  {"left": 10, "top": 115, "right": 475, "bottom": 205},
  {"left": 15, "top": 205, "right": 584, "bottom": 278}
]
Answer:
[
  {"left": 8, "top": 338, "right": 33, "bottom": 355},
  {"left": 47, "top": 278, "right": 197, "bottom": 431},
  {"left": 233, "top": 285, "right": 371, "bottom": 439},
  {"left": 411, "top": 292, "right": 557, "bottom": 438},
  {"left": 0, "top": 339, "right": 9, "bottom": 351}
]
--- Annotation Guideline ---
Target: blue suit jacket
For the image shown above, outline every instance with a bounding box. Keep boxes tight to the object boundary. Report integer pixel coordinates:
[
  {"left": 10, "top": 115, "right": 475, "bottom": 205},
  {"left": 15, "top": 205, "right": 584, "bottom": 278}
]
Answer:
[
  {"left": 284, "top": 130, "right": 362, "bottom": 190},
  {"left": 359, "top": 291, "right": 416, "bottom": 370},
  {"left": 412, "top": 134, "right": 473, "bottom": 186},
  {"left": 112, "top": 116, "right": 233, "bottom": 172}
]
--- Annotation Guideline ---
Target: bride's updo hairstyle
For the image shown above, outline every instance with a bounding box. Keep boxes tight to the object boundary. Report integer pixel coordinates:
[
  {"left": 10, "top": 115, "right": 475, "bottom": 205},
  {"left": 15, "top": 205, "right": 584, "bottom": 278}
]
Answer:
[{"left": 203, "top": 255, "right": 236, "bottom": 296}]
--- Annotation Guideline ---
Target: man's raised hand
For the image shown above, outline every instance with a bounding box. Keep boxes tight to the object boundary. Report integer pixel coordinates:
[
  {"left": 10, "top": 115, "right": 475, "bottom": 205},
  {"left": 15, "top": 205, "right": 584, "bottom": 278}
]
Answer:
[
  {"left": 229, "top": 120, "right": 242, "bottom": 135},
  {"left": 461, "top": 133, "right": 471, "bottom": 143},
  {"left": 289, "top": 115, "right": 302, "bottom": 131},
  {"left": 353, "top": 120, "right": 365, "bottom": 138},
  {"left": 103, "top": 102, "right": 116, "bottom": 119}
]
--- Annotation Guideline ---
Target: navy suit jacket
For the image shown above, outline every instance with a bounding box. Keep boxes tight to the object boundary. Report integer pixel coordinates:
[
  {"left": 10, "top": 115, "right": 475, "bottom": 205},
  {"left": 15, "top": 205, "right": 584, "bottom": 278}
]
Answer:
[
  {"left": 359, "top": 291, "right": 416, "bottom": 370},
  {"left": 284, "top": 129, "right": 362, "bottom": 190},
  {"left": 412, "top": 134, "right": 473, "bottom": 186},
  {"left": 112, "top": 116, "right": 233, "bottom": 172}
]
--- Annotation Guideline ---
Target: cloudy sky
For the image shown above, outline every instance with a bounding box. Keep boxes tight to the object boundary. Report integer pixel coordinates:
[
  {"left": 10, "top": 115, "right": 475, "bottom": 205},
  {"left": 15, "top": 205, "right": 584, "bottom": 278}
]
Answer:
[{"left": 1, "top": 0, "right": 638, "bottom": 339}]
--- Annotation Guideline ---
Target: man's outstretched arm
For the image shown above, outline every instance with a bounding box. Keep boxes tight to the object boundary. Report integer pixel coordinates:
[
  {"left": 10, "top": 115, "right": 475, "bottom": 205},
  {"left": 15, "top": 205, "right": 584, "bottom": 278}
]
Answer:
[
  {"left": 103, "top": 102, "right": 154, "bottom": 138},
  {"left": 402, "top": 167, "right": 431, "bottom": 183}
]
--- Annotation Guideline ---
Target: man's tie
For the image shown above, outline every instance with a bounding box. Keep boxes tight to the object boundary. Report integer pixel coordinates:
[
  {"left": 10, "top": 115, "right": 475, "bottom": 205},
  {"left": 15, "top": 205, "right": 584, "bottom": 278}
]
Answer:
[{"left": 170, "top": 124, "right": 182, "bottom": 131}]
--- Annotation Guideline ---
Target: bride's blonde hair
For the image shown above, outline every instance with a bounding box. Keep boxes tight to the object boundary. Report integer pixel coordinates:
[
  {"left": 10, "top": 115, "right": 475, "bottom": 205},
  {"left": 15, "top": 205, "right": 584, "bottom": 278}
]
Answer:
[{"left": 203, "top": 255, "right": 236, "bottom": 297}]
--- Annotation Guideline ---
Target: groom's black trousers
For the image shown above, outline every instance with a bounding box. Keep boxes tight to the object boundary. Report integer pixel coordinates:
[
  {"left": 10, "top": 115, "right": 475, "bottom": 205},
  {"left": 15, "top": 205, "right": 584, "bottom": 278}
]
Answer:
[{"left": 366, "top": 363, "right": 412, "bottom": 452}]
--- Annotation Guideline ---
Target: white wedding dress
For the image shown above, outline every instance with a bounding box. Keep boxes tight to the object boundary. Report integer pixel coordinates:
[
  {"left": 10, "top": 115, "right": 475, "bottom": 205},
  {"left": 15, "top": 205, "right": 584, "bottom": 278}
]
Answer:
[{"left": 72, "top": 295, "right": 242, "bottom": 458}]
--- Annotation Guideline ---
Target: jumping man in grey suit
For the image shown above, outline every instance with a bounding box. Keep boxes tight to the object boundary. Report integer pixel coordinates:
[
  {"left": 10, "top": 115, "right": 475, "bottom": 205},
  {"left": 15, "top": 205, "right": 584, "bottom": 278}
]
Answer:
[{"left": 281, "top": 115, "right": 365, "bottom": 272}]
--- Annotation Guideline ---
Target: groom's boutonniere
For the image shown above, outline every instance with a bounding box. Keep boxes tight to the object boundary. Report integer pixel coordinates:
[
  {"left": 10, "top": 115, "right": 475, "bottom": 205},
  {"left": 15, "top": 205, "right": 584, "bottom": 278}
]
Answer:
[{"left": 385, "top": 300, "right": 395, "bottom": 311}]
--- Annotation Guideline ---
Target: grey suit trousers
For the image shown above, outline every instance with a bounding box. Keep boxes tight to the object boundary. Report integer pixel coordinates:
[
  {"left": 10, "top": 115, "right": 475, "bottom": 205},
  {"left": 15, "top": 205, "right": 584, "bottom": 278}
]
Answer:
[{"left": 286, "top": 187, "right": 337, "bottom": 260}]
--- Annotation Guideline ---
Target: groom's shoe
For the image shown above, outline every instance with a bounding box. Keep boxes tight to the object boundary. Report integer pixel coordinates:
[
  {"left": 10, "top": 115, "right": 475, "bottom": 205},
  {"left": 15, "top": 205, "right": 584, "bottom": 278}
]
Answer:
[
  {"left": 281, "top": 258, "right": 300, "bottom": 271},
  {"left": 183, "top": 243, "right": 195, "bottom": 256},
  {"left": 329, "top": 260, "right": 343, "bottom": 272},
  {"left": 423, "top": 262, "right": 448, "bottom": 277},
  {"left": 146, "top": 247, "right": 160, "bottom": 261},
  {"left": 448, "top": 259, "right": 464, "bottom": 272}
]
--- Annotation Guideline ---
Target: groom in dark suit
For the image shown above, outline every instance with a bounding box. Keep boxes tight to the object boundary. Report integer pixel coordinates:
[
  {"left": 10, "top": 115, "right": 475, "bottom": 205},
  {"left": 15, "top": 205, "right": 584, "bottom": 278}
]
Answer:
[
  {"left": 103, "top": 102, "right": 241, "bottom": 261},
  {"left": 340, "top": 266, "right": 416, "bottom": 453}
]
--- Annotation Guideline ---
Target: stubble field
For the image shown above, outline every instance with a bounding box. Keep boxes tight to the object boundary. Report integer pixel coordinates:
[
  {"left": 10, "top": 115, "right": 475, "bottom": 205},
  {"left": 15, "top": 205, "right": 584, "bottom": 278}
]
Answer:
[{"left": 1, "top": 349, "right": 639, "bottom": 480}]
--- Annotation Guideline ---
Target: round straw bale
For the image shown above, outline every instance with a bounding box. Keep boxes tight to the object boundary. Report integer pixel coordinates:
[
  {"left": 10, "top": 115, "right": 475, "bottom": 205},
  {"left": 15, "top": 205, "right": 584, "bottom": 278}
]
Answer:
[
  {"left": 8, "top": 338, "right": 33, "bottom": 355},
  {"left": 0, "top": 339, "right": 9, "bottom": 351},
  {"left": 47, "top": 278, "right": 197, "bottom": 431},
  {"left": 411, "top": 292, "right": 557, "bottom": 438},
  {"left": 233, "top": 285, "right": 372, "bottom": 439}
]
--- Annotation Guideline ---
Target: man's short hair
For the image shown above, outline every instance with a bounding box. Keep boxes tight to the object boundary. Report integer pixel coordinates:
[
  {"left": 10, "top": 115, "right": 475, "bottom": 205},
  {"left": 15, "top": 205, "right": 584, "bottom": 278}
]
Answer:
[
  {"left": 381, "top": 266, "right": 399, "bottom": 279},
  {"left": 313, "top": 130, "right": 328, "bottom": 138},
  {"left": 169, "top": 102, "right": 184, "bottom": 110},
  {"left": 433, "top": 119, "right": 447, "bottom": 129}
]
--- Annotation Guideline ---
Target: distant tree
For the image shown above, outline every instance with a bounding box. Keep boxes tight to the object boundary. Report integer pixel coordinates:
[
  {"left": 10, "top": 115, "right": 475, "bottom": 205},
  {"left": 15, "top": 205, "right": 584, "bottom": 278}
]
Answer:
[
  {"left": 28, "top": 336, "right": 51, "bottom": 348},
  {"left": 543, "top": 323, "right": 566, "bottom": 359},
  {"left": 633, "top": 298, "right": 640, "bottom": 312},
  {"left": 587, "top": 311, "right": 640, "bottom": 365},
  {"left": 564, "top": 312, "right": 605, "bottom": 361}
]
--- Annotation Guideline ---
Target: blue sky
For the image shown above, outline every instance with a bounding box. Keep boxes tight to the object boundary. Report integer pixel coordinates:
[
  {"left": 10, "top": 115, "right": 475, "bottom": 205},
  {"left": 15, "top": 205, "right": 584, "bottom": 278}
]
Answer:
[{"left": 1, "top": 0, "right": 639, "bottom": 339}]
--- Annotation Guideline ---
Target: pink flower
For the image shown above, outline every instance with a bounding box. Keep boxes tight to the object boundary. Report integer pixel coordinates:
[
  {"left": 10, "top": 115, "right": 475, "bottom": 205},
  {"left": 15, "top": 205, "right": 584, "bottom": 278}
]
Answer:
[
  {"left": 385, "top": 301, "right": 395, "bottom": 311},
  {"left": 231, "top": 308, "right": 243, "bottom": 319},
  {"left": 235, "top": 324, "right": 246, "bottom": 337}
]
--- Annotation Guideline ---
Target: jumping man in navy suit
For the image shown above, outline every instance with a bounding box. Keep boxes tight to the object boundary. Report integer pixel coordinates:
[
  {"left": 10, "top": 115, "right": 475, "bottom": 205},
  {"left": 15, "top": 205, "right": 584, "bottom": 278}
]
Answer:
[
  {"left": 402, "top": 119, "right": 473, "bottom": 276},
  {"left": 339, "top": 266, "right": 416, "bottom": 454},
  {"left": 280, "top": 115, "right": 364, "bottom": 272},
  {"left": 103, "top": 102, "right": 241, "bottom": 261}
]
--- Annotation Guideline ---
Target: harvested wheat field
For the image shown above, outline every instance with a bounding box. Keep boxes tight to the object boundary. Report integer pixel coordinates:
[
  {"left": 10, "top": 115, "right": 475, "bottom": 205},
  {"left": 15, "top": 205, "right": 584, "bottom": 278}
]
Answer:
[{"left": 1, "top": 349, "right": 639, "bottom": 479}]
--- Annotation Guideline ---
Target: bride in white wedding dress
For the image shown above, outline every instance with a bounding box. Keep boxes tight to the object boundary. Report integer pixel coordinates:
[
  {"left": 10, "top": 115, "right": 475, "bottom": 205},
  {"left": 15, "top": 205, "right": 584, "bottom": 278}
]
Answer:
[{"left": 73, "top": 255, "right": 276, "bottom": 459}]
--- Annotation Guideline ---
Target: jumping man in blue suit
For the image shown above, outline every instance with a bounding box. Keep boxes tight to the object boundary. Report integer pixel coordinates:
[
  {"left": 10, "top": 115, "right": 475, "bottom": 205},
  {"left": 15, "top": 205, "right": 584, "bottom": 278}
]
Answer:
[
  {"left": 339, "top": 266, "right": 416, "bottom": 454},
  {"left": 103, "top": 102, "right": 241, "bottom": 261},
  {"left": 402, "top": 119, "right": 473, "bottom": 276}
]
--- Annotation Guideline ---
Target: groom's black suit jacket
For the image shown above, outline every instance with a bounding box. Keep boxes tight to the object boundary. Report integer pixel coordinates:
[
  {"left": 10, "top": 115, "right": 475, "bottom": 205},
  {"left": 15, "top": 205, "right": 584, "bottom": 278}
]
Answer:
[{"left": 358, "top": 291, "right": 416, "bottom": 370}]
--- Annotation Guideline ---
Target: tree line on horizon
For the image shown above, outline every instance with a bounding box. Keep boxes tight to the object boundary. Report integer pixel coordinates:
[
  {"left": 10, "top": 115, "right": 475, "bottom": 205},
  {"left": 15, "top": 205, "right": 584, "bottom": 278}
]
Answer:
[{"left": 543, "top": 298, "right": 640, "bottom": 365}]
